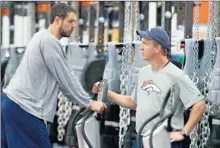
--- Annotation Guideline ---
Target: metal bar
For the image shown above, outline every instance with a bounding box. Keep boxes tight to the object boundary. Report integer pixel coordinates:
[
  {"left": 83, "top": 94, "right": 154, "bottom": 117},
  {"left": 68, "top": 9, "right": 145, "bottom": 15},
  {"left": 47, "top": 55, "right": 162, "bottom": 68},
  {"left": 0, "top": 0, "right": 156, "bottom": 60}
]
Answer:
[
  {"left": 78, "top": 4, "right": 83, "bottom": 43},
  {"left": 176, "top": 1, "right": 183, "bottom": 28},
  {"left": 156, "top": 2, "right": 162, "bottom": 27},
  {"left": 184, "top": 1, "right": 193, "bottom": 38},
  {"left": 164, "top": 1, "right": 172, "bottom": 39},
  {"left": 97, "top": 1, "right": 105, "bottom": 46},
  {"left": 140, "top": 1, "right": 149, "bottom": 30},
  {"left": 119, "top": 2, "right": 125, "bottom": 42},
  {"left": 88, "top": 5, "right": 95, "bottom": 42}
]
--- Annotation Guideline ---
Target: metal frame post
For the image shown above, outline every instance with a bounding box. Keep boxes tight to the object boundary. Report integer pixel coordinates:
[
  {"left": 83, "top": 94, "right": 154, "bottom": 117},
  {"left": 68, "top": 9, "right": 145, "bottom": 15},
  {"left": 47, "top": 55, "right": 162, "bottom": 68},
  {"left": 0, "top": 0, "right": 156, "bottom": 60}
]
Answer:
[
  {"left": 78, "top": 4, "right": 83, "bottom": 43},
  {"left": 88, "top": 5, "right": 96, "bottom": 42},
  {"left": 119, "top": 1, "right": 125, "bottom": 42},
  {"left": 164, "top": 1, "right": 172, "bottom": 39},
  {"left": 140, "top": 1, "right": 149, "bottom": 30},
  {"left": 95, "top": 1, "right": 105, "bottom": 57},
  {"left": 176, "top": 1, "right": 183, "bottom": 28},
  {"left": 184, "top": 1, "right": 193, "bottom": 38},
  {"left": 97, "top": 1, "right": 105, "bottom": 46}
]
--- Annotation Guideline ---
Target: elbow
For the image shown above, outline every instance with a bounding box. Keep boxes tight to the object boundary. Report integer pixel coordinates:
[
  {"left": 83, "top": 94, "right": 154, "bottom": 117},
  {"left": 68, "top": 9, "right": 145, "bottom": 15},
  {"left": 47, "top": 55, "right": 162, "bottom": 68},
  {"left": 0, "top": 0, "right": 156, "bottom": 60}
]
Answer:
[
  {"left": 200, "top": 100, "right": 206, "bottom": 114},
  {"left": 193, "top": 99, "right": 206, "bottom": 115},
  {"left": 131, "top": 104, "right": 137, "bottom": 110}
]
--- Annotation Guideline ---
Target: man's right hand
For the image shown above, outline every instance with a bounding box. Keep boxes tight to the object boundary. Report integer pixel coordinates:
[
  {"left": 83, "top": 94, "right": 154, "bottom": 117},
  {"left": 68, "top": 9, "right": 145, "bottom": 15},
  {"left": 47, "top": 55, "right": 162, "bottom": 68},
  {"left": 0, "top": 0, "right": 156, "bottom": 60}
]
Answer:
[
  {"left": 89, "top": 100, "right": 106, "bottom": 113},
  {"left": 92, "top": 81, "right": 101, "bottom": 94}
]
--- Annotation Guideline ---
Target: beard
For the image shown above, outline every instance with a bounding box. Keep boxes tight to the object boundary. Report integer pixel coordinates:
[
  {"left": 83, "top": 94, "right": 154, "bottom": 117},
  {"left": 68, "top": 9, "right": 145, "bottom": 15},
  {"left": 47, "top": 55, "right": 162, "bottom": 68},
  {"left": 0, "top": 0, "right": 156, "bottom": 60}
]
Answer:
[{"left": 59, "top": 26, "right": 73, "bottom": 37}]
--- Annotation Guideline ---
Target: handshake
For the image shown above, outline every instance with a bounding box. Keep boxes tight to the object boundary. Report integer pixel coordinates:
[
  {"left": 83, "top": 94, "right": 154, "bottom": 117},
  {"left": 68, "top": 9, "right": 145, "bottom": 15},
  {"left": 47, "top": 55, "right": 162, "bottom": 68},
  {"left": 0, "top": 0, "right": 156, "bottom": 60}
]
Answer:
[{"left": 88, "top": 82, "right": 106, "bottom": 113}]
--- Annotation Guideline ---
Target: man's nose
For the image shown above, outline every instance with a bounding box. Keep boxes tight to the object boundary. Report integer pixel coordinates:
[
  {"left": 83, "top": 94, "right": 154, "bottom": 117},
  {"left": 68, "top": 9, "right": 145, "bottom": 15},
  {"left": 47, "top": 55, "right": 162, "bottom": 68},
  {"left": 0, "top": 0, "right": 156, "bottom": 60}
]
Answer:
[
  {"left": 140, "top": 44, "right": 144, "bottom": 51},
  {"left": 72, "top": 22, "right": 76, "bottom": 28}
]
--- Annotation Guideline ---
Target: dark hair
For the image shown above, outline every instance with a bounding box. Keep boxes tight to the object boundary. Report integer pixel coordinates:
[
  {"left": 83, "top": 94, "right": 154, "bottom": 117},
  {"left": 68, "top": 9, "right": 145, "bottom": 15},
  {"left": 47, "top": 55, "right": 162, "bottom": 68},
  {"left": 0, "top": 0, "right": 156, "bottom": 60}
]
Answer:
[{"left": 49, "top": 3, "right": 76, "bottom": 24}]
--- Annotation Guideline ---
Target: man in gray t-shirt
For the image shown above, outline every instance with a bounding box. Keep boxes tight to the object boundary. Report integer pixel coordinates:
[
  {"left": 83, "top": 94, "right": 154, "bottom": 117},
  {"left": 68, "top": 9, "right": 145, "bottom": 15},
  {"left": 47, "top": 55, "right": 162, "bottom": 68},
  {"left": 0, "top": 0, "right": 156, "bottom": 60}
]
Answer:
[
  {"left": 93, "top": 27, "right": 206, "bottom": 148},
  {"left": 2, "top": 3, "right": 105, "bottom": 148}
]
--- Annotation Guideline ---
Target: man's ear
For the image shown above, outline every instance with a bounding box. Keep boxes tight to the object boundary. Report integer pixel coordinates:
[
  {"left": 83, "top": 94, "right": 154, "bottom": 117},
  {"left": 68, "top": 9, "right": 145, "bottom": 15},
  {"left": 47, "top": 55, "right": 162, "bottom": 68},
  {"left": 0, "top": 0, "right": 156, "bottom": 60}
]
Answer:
[
  {"left": 54, "top": 16, "right": 61, "bottom": 24},
  {"left": 155, "top": 45, "right": 161, "bottom": 53}
]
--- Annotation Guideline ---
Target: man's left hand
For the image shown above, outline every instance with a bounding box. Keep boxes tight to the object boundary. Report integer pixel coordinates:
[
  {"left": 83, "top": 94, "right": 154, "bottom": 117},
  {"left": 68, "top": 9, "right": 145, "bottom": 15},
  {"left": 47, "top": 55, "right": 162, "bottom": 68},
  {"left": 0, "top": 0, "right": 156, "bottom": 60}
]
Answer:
[{"left": 170, "top": 131, "right": 184, "bottom": 142}]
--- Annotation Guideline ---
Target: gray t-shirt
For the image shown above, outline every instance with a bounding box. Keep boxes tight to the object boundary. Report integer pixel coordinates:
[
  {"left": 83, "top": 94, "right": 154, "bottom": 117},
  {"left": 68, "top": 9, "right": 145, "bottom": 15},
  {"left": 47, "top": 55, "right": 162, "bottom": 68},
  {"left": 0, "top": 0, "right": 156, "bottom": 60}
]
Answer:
[
  {"left": 3, "top": 30, "right": 92, "bottom": 122},
  {"left": 131, "top": 62, "right": 204, "bottom": 136}
]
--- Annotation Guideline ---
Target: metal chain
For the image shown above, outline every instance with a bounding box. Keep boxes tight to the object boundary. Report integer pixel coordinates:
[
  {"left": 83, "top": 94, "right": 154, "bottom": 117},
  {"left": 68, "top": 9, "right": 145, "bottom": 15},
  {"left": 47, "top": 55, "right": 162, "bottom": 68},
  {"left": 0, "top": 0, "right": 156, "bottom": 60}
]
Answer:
[
  {"left": 189, "top": 1, "right": 200, "bottom": 148},
  {"left": 57, "top": 92, "right": 73, "bottom": 141},
  {"left": 190, "top": 1, "right": 200, "bottom": 87},
  {"left": 191, "top": 1, "right": 218, "bottom": 147},
  {"left": 207, "top": 1, "right": 220, "bottom": 115},
  {"left": 203, "top": 1, "right": 218, "bottom": 114},
  {"left": 119, "top": 2, "right": 133, "bottom": 148},
  {"left": 199, "top": 2, "right": 218, "bottom": 147},
  {"left": 211, "top": 1, "right": 218, "bottom": 71},
  {"left": 206, "top": 1, "right": 215, "bottom": 73},
  {"left": 217, "top": 2, "right": 220, "bottom": 36},
  {"left": 199, "top": 81, "right": 211, "bottom": 148},
  {"left": 211, "top": 1, "right": 220, "bottom": 115}
]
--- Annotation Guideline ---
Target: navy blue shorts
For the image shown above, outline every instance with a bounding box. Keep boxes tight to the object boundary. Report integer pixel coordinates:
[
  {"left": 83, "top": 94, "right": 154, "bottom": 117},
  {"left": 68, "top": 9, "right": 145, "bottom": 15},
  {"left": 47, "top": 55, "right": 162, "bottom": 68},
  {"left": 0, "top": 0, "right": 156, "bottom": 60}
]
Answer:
[
  {"left": 1, "top": 93, "right": 52, "bottom": 148},
  {"left": 171, "top": 141, "right": 182, "bottom": 148},
  {"left": 133, "top": 136, "right": 182, "bottom": 148}
]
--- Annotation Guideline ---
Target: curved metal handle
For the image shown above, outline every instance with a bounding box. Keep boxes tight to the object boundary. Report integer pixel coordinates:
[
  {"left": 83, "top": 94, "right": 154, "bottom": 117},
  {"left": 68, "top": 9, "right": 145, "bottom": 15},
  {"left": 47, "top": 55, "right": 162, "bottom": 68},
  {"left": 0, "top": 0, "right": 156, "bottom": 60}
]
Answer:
[
  {"left": 149, "top": 102, "right": 178, "bottom": 148},
  {"left": 203, "top": 73, "right": 210, "bottom": 83},
  {"left": 191, "top": 72, "right": 199, "bottom": 85},
  {"left": 192, "top": 77, "right": 199, "bottom": 85},
  {"left": 97, "top": 79, "right": 108, "bottom": 101}
]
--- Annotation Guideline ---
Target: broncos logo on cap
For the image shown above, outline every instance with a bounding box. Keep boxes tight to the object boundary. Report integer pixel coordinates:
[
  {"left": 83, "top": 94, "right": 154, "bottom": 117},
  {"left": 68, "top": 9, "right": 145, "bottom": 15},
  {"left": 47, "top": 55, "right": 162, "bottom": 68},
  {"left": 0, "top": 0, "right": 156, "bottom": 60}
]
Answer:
[{"left": 141, "top": 80, "right": 162, "bottom": 95}]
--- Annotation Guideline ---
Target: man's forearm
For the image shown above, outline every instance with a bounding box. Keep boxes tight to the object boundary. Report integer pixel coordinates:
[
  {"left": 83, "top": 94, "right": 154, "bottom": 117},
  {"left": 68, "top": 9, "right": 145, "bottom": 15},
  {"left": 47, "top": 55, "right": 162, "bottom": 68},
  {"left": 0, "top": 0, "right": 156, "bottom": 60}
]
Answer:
[
  {"left": 183, "top": 100, "right": 206, "bottom": 134},
  {"left": 107, "top": 91, "right": 137, "bottom": 110}
]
